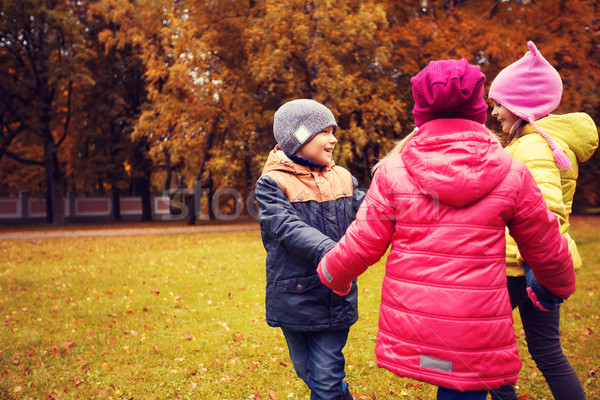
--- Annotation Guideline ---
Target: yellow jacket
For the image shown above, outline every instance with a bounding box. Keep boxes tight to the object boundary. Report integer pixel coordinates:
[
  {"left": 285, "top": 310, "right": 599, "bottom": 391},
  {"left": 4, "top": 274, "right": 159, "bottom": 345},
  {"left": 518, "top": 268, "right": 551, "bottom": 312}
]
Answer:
[{"left": 505, "top": 112, "right": 598, "bottom": 276}]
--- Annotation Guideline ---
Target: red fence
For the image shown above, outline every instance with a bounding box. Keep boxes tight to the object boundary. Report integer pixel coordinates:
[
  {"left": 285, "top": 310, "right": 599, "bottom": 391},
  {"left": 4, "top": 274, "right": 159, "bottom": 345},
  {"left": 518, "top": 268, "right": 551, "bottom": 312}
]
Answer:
[{"left": 0, "top": 191, "right": 171, "bottom": 223}]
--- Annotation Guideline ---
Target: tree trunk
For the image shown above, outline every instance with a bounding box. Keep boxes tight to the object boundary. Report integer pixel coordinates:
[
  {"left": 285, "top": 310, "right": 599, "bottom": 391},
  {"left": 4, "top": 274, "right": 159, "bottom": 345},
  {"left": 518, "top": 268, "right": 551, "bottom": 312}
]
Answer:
[
  {"left": 195, "top": 120, "right": 219, "bottom": 221},
  {"left": 111, "top": 189, "right": 122, "bottom": 221},
  {"left": 131, "top": 137, "right": 153, "bottom": 221},
  {"left": 136, "top": 176, "right": 152, "bottom": 221},
  {"left": 44, "top": 140, "right": 65, "bottom": 225},
  {"left": 244, "top": 147, "right": 253, "bottom": 215},
  {"left": 186, "top": 193, "right": 196, "bottom": 225},
  {"left": 205, "top": 174, "right": 216, "bottom": 220},
  {"left": 163, "top": 147, "right": 173, "bottom": 192}
]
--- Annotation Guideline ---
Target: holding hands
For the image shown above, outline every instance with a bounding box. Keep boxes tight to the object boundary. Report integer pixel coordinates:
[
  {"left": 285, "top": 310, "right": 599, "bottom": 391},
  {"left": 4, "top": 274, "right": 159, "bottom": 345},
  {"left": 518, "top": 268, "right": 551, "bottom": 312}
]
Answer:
[{"left": 524, "top": 263, "right": 564, "bottom": 311}]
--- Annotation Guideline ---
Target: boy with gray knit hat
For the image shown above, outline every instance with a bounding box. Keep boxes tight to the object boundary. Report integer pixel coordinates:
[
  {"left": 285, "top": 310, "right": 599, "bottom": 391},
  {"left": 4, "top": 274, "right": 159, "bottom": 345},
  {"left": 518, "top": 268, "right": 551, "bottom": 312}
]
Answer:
[{"left": 256, "top": 99, "right": 364, "bottom": 400}]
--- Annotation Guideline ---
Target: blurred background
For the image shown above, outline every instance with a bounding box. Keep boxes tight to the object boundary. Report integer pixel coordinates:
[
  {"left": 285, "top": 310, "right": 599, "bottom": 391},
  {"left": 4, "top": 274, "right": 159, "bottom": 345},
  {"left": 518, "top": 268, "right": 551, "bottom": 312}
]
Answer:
[{"left": 1, "top": 0, "right": 599, "bottom": 225}]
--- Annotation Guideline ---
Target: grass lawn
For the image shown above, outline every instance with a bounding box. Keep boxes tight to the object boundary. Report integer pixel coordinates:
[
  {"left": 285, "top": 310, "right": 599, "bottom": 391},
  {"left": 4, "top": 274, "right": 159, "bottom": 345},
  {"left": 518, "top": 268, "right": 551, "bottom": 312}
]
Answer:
[{"left": 0, "top": 216, "right": 598, "bottom": 399}]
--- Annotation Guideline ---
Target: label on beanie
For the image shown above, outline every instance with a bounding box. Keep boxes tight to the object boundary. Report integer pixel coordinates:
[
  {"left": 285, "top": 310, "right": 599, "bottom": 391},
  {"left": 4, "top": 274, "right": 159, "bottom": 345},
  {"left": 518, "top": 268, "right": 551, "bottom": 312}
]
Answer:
[{"left": 293, "top": 125, "right": 311, "bottom": 144}]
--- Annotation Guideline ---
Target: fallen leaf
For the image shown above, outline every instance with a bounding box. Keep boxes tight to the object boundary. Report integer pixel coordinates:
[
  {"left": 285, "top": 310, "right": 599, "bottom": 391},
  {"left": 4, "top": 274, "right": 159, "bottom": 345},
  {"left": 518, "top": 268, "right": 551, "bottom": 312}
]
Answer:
[
  {"left": 529, "top": 369, "right": 538, "bottom": 379},
  {"left": 49, "top": 346, "right": 60, "bottom": 357},
  {"left": 586, "top": 327, "right": 598, "bottom": 338}
]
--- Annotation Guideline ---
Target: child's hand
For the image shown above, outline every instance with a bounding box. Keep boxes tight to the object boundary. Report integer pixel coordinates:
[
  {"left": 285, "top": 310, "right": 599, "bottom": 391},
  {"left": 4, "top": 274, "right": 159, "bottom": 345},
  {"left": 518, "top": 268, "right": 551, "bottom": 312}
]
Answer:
[
  {"left": 524, "top": 264, "right": 564, "bottom": 311},
  {"left": 317, "top": 260, "right": 351, "bottom": 296},
  {"left": 333, "top": 283, "right": 352, "bottom": 296}
]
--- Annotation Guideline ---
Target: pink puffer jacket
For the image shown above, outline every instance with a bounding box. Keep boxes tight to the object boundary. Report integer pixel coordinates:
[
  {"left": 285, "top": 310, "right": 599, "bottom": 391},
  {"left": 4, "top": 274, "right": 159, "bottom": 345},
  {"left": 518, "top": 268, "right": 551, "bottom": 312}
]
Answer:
[{"left": 317, "top": 119, "right": 575, "bottom": 392}]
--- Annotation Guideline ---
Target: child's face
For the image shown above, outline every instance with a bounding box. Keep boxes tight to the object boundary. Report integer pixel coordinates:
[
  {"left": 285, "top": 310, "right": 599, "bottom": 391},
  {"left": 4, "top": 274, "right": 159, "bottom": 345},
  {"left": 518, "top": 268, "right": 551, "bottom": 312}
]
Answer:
[
  {"left": 490, "top": 100, "right": 520, "bottom": 133},
  {"left": 296, "top": 126, "right": 337, "bottom": 166}
]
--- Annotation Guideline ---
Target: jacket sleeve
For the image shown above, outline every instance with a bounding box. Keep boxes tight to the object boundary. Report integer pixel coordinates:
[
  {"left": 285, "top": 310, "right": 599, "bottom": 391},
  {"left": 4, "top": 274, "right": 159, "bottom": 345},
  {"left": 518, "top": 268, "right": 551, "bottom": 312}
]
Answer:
[
  {"left": 256, "top": 175, "right": 337, "bottom": 266},
  {"left": 317, "top": 166, "right": 395, "bottom": 292},
  {"left": 351, "top": 175, "right": 367, "bottom": 215},
  {"left": 507, "top": 166, "right": 576, "bottom": 300}
]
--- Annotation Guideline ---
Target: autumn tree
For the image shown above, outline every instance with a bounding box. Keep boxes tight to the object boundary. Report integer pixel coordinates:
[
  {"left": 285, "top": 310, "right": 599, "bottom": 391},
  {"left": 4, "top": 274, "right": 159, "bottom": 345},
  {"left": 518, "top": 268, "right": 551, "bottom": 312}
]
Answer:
[
  {"left": 63, "top": 10, "right": 148, "bottom": 220},
  {"left": 382, "top": 0, "right": 600, "bottom": 208},
  {"left": 2, "top": 0, "right": 598, "bottom": 222},
  {"left": 44, "top": 0, "right": 156, "bottom": 221},
  {"left": 478, "top": 0, "right": 600, "bottom": 209},
  {"left": 100, "top": 0, "right": 600, "bottom": 213},
  {"left": 245, "top": 0, "right": 407, "bottom": 186},
  {"left": 94, "top": 0, "right": 267, "bottom": 222},
  {"left": 0, "top": 0, "right": 94, "bottom": 224}
]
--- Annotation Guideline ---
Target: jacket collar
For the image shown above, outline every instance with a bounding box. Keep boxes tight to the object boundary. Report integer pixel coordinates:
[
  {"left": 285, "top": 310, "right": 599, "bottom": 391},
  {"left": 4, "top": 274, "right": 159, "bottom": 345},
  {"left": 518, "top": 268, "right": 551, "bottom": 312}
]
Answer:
[{"left": 261, "top": 146, "right": 335, "bottom": 177}]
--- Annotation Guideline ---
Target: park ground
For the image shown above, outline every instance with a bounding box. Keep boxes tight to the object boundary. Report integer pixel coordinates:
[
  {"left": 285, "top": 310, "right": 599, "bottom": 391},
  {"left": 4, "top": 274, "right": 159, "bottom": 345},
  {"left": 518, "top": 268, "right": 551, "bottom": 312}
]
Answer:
[{"left": 0, "top": 215, "right": 598, "bottom": 399}]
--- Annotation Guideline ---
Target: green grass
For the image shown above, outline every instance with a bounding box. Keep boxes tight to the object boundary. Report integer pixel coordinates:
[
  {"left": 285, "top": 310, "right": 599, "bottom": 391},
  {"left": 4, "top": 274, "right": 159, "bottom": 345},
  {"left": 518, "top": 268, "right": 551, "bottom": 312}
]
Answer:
[
  {"left": 0, "top": 216, "right": 598, "bottom": 399},
  {"left": 0, "top": 215, "right": 259, "bottom": 234}
]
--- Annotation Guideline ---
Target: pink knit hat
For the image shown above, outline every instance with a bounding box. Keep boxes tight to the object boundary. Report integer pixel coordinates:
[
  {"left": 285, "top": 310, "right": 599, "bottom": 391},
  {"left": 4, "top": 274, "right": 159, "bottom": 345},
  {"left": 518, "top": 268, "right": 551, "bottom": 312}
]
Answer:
[
  {"left": 411, "top": 58, "right": 488, "bottom": 127},
  {"left": 489, "top": 41, "right": 571, "bottom": 170}
]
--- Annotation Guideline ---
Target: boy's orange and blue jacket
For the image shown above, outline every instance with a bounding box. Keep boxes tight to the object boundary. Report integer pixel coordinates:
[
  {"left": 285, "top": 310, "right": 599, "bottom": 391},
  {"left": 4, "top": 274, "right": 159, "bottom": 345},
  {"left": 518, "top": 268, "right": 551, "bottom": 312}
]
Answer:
[{"left": 256, "top": 147, "right": 365, "bottom": 332}]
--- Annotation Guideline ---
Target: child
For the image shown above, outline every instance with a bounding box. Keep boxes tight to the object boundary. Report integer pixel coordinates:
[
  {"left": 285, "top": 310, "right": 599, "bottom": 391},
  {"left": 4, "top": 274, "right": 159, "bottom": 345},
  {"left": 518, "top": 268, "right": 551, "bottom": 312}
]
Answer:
[
  {"left": 488, "top": 41, "right": 598, "bottom": 400},
  {"left": 315, "top": 59, "right": 577, "bottom": 400},
  {"left": 255, "top": 99, "right": 365, "bottom": 400}
]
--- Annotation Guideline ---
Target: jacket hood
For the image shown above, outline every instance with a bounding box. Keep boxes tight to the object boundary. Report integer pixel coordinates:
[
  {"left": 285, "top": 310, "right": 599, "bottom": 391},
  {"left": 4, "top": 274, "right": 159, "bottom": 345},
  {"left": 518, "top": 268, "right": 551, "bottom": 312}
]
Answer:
[
  {"left": 401, "top": 119, "right": 512, "bottom": 207},
  {"left": 260, "top": 147, "right": 334, "bottom": 177},
  {"left": 522, "top": 113, "right": 599, "bottom": 162}
]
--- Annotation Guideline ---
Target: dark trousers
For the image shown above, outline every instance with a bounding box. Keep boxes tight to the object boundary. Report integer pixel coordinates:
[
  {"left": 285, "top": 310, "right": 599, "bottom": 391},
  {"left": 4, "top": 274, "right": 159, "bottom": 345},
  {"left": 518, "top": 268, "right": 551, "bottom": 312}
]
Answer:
[
  {"left": 281, "top": 328, "right": 349, "bottom": 400},
  {"left": 489, "top": 276, "right": 585, "bottom": 400},
  {"left": 437, "top": 387, "right": 486, "bottom": 400}
]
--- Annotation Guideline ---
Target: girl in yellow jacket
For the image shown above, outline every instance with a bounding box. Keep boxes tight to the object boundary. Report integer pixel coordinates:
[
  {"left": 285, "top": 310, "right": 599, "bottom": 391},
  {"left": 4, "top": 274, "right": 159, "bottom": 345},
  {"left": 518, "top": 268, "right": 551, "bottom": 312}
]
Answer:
[{"left": 488, "top": 41, "right": 598, "bottom": 400}]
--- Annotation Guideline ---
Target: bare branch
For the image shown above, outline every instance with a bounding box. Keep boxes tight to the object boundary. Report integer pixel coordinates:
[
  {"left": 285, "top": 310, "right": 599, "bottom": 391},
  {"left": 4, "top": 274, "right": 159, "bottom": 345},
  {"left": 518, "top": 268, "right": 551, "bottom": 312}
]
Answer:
[{"left": 3, "top": 149, "right": 44, "bottom": 166}]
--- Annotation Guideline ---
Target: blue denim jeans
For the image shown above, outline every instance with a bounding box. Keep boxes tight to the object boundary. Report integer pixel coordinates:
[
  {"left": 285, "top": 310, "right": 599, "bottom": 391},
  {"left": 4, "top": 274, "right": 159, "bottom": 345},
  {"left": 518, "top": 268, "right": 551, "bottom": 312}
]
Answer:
[
  {"left": 437, "top": 387, "right": 487, "bottom": 400},
  {"left": 489, "top": 276, "right": 585, "bottom": 400},
  {"left": 281, "top": 328, "right": 349, "bottom": 400}
]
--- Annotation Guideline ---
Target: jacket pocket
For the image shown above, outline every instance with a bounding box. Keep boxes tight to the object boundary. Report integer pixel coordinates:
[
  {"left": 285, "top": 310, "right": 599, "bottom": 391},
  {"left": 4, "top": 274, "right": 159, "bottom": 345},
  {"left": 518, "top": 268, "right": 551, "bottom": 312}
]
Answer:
[{"left": 277, "top": 274, "right": 323, "bottom": 294}]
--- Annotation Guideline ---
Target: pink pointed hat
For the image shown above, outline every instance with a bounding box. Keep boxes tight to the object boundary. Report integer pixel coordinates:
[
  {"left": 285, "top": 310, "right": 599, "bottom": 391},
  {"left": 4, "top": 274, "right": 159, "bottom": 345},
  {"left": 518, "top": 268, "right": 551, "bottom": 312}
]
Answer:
[{"left": 489, "top": 41, "right": 571, "bottom": 170}]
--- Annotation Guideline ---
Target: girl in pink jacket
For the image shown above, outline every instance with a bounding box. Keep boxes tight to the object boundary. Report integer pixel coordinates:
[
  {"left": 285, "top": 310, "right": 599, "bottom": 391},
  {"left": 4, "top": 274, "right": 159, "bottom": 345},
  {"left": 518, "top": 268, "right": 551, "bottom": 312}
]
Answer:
[{"left": 316, "top": 59, "right": 576, "bottom": 400}]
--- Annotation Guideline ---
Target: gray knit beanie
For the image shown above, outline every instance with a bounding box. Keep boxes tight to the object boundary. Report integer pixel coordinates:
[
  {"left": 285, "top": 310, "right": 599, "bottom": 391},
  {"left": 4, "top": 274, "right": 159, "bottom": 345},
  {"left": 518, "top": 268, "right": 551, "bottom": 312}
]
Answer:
[{"left": 273, "top": 99, "right": 338, "bottom": 154}]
